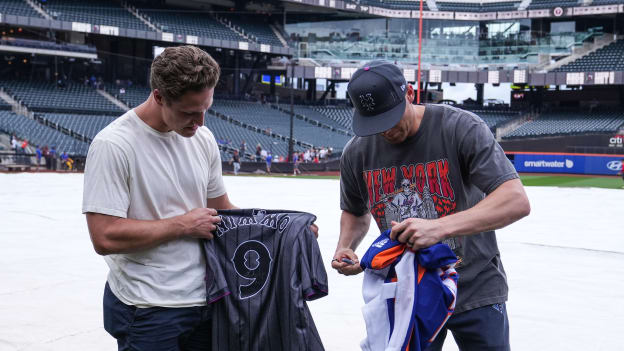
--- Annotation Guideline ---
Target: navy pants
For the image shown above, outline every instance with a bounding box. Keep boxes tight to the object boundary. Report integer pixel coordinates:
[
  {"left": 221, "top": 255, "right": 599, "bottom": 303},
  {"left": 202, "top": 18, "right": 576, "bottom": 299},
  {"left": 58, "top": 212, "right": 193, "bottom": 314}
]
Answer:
[
  {"left": 103, "top": 283, "right": 211, "bottom": 351},
  {"left": 426, "top": 303, "right": 510, "bottom": 351}
]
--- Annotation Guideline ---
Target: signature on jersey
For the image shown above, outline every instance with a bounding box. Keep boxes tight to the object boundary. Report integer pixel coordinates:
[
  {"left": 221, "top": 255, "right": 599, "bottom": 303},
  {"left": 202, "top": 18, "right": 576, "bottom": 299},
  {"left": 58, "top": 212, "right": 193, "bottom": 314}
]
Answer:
[{"left": 214, "top": 210, "right": 291, "bottom": 237}]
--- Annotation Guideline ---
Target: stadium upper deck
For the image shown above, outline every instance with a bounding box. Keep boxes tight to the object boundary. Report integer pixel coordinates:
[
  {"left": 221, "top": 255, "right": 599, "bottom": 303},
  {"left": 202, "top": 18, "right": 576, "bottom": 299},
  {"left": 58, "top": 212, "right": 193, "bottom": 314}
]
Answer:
[{"left": 1, "top": 0, "right": 623, "bottom": 78}]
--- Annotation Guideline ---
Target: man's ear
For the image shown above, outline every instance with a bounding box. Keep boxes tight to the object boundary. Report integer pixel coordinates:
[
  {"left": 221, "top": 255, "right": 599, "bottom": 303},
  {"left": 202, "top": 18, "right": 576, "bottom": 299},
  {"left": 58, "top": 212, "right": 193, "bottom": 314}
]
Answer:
[
  {"left": 153, "top": 89, "right": 164, "bottom": 106},
  {"left": 405, "top": 84, "right": 415, "bottom": 104}
]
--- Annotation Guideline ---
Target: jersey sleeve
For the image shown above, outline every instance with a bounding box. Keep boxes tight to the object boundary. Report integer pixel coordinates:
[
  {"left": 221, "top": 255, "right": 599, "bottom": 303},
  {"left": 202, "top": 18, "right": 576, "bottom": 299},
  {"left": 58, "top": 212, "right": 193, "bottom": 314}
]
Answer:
[
  {"left": 203, "top": 240, "right": 231, "bottom": 304},
  {"left": 456, "top": 113, "right": 518, "bottom": 195},
  {"left": 298, "top": 222, "right": 328, "bottom": 301},
  {"left": 340, "top": 145, "right": 369, "bottom": 216},
  {"left": 82, "top": 139, "right": 130, "bottom": 218}
]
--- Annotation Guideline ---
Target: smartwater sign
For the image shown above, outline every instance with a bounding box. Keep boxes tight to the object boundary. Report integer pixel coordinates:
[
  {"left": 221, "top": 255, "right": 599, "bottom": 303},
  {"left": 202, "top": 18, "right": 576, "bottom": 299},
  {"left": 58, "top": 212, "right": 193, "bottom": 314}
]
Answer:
[
  {"left": 513, "top": 153, "right": 622, "bottom": 175},
  {"left": 514, "top": 154, "right": 584, "bottom": 174}
]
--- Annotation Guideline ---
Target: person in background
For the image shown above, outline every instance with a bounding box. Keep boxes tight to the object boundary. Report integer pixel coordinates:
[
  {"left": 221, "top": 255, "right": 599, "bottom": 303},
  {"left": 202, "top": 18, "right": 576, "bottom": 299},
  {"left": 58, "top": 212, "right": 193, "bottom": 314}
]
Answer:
[
  {"left": 42, "top": 145, "right": 50, "bottom": 170},
  {"left": 66, "top": 155, "right": 75, "bottom": 171},
  {"left": 36, "top": 146, "right": 42, "bottom": 166},
  {"left": 266, "top": 152, "right": 272, "bottom": 174},
  {"left": 11, "top": 135, "right": 18, "bottom": 153},
  {"left": 293, "top": 152, "right": 301, "bottom": 176},
  {"left": 49, "top": 146, "right": 57, "bottom": 170},
  {"left": 229, "top": 149, "right": 241, "bottom": 176},
  {"left": 256, "top": 144, "right": 262, "bottom": 162},
  {"left": 20, "top": 139, "right": 29, "bottom": 165},
  {"left": 60, "top": 151, "right": 69, "bottom": 170}
]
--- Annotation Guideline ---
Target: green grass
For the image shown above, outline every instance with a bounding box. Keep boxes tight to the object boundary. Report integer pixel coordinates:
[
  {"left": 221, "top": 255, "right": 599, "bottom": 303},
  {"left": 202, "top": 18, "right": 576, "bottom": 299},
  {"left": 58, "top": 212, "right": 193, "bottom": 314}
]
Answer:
[
  {"left": 519, "top": 175, "right": 623, "bottom": 189},
  {"left": 226, "top": 173, "right": 623, "bottom": 189},
  {"left": 226, "top": 173, "right": 340, "bottom": 180}
]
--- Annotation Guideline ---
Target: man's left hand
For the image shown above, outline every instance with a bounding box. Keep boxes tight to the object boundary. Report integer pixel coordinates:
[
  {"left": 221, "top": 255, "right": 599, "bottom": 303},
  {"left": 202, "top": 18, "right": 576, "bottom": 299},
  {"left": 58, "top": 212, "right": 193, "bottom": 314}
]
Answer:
[{"left": 389, "top": 218, "right": 446, "bottom": 251}]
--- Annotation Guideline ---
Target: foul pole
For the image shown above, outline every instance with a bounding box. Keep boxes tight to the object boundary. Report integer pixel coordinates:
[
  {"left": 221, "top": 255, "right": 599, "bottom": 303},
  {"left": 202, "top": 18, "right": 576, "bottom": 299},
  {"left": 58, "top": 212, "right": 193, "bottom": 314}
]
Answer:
[{"left": 417, "top": 0, "right": 424, "bottom": 104}]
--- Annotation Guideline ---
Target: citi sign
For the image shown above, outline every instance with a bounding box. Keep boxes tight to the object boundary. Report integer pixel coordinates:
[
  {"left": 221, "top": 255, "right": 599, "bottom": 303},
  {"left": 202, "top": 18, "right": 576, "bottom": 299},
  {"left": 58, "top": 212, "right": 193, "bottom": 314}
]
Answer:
[{"left": 609, "top": 135, "right": 623, "bottom": 147}]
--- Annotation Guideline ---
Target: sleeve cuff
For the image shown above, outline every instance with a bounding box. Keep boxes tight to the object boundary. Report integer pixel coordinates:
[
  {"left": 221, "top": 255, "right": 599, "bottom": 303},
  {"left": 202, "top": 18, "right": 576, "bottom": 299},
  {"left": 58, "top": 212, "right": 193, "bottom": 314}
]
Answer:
[
  {"left": 340, "top": 205, "right": 369, "bottom": 217},
  {"left": 82, "top": 205, "right": 127, "bottom": 218},
  {"left": 206, "top": 188, "right": 227, "bottom": 200},
  {"left": 483, "top": 172, "right": 519, "bottom": 195},
  {"left": 303, "top": 281, "right": 329, "bottom": 301}
]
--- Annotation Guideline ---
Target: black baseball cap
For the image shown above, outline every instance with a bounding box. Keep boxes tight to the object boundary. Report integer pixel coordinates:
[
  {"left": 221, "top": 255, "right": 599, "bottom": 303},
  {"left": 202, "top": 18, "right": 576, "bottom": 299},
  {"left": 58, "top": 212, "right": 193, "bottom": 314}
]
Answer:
[{"left": 347, "top": 60, "right": 407, "bottom": 136}]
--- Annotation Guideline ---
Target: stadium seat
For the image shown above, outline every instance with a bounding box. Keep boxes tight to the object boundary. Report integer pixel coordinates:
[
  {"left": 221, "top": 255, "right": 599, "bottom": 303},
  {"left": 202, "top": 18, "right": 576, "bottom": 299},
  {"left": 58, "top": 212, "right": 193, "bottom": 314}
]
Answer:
[
  {"left": 43, "top": 113, "right": 117, "bottom": 140},
  {"left": 43, "top": 0, "right": 151, "bottom": 31},
  {"left": 210, "top": 100, "right": 351, "bottom": 150},
  {"left": 471, "top": 110, "right": 521, "bottom": 132},
  {"left": 436, "top": 1, "right": 482, "bottom": 12},
  {"left": 312, "top": 106, "right": 354, "bottom": 130},
  {"left": 0, "top": 79, "right": 123, "bottom": 115},
  {"left": 204, "top": 112, "right": 300, "bottom": 159},
  {"left": 554, "top": 39, "right": 624, "bottom": 72},
  {"left": 0, "top": 0, "right": 43, "bottom": 18},
  {"left": 289, "top": 105, "right": 352, "bottom": 133},
  {"left": 527, "top": 0, "right": 579, "bottom": 9},
  {"left": 104, "top": 84, "right": 150, "bottom": 108},
  {"left": 0, "top": 97, "right": 11, "bottom": 111},
  {"left": 591, "top": 0, "right": 623, "bottom": 5},
  {"left": 220, "top": 14, "right": 285, "bottom": 47},
  {"left": 503, "top": 110, "right": 624, "bottom": 139},
  {"left": 0, "top": 110, "right": 89, "bottom": 156},
  {"left": 138, "top": 8, "right": 246, "bottom": 42}
]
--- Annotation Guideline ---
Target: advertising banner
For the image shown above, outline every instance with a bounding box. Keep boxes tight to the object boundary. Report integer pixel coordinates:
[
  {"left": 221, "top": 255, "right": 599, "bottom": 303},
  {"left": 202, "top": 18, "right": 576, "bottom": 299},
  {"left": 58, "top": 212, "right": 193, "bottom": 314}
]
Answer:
[{"left": 513, "top": 153, "right": 623, "bottom": 175}]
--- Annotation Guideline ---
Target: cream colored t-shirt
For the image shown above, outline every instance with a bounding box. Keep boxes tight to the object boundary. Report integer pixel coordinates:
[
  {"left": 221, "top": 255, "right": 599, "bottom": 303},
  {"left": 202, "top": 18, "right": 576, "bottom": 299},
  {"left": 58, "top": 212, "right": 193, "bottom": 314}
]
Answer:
[{"left": 82, "top": 109, "right": 226, "bottom": 307}]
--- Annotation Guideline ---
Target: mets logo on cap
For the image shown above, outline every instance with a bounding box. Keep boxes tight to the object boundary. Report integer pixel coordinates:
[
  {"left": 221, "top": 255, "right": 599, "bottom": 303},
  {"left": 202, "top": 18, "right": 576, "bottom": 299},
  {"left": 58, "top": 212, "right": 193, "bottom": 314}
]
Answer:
[{"left": 359, "top": 93, "right": 376, "bottom": 112}]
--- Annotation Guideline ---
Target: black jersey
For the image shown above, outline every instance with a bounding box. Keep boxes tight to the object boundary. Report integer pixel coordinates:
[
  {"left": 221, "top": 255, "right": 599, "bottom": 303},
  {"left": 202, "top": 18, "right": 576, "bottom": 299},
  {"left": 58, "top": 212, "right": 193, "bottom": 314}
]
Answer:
[{"left": 203, "top": 209, "right": 328, "bottom": 351}]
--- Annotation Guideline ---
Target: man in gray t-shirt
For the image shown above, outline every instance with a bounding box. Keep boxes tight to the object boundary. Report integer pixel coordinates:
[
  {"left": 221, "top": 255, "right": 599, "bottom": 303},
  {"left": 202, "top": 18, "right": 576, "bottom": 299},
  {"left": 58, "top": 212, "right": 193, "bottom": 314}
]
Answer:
[{"left": 332, "top": 60, "right": 530, "bottom": 350}]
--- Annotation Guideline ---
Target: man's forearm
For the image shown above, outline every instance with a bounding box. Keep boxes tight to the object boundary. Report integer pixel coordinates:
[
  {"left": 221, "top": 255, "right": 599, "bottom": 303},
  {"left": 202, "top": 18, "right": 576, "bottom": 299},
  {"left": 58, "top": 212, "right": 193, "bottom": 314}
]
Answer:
[
  {"left": 87, "top": 207, "right": 220, "bottom": 255},
  {"left": 438, "top": 178, "right": 530, "bottom": 240},
  {"left": 337, "top": 211, "right": 371, "bottom": 251},
  {"left": 88, "top": 215, "right": 185, "bottom": 255}
]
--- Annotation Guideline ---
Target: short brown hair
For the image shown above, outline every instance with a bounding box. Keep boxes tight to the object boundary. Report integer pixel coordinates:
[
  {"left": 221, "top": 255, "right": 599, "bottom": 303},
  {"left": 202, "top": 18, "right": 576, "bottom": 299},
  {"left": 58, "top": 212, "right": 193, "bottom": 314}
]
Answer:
[{"left": 150, "top": 45, "right": 220, "bottom": 102}]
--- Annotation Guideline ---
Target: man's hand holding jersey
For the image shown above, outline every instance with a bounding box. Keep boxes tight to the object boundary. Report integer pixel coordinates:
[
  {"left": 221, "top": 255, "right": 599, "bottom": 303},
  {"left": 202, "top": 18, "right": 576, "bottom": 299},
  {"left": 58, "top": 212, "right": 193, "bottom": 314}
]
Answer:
[
  {"left": 180, "top": 208, "right": 221, "bottom": 240},
  {"left": 389, "top": 218, "right": 446, "bottom": 251},
  {"left": 310, "top": 223, "right": 319, "bottom": 238}
]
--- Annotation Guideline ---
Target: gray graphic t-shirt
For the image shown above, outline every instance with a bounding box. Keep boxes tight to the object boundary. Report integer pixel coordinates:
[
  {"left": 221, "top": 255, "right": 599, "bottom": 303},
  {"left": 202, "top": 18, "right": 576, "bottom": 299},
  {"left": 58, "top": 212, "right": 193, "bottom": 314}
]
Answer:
[{"left": 340, "top": 104, "right": 518, "bottom": 313}]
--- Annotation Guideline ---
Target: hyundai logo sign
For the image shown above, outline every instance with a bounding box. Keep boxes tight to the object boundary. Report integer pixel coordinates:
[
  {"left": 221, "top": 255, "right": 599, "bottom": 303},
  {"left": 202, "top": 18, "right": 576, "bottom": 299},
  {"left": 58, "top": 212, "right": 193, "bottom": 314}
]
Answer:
[{"left": 607, "top": 160, "right": 622, "bottom": 171}]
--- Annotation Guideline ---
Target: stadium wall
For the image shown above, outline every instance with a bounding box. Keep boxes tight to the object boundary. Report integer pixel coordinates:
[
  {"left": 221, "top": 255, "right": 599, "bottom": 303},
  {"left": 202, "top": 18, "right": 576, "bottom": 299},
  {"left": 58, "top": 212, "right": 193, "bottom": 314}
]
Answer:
[
  {"left": 221, "top": 159, "right": 340, "bottom": 174},
  {"left": 500, "top": 133, "right": 622, "bottom": 153}
]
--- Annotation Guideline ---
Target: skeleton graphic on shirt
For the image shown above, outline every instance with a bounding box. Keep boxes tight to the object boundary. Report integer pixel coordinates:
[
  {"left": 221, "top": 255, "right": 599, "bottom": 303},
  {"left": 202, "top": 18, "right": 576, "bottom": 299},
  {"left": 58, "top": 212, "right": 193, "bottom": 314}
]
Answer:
[{"left": 390, "top": 179, "right": 425, "bottom": 221}]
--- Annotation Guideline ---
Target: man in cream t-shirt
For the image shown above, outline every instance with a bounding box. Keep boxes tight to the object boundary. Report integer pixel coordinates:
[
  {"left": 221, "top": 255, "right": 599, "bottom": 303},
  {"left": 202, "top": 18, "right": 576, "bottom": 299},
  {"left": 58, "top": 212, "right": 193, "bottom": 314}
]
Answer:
[{"left": 82, "top": 46, "right": 236, "bottom": 350}]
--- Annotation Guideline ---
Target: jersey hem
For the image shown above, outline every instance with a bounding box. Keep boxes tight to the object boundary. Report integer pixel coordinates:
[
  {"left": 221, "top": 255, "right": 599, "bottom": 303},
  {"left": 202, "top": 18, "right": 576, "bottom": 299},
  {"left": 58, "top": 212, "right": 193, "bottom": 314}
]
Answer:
[{"left": 453, "top": 295, "right": 508, "bottom": 314}]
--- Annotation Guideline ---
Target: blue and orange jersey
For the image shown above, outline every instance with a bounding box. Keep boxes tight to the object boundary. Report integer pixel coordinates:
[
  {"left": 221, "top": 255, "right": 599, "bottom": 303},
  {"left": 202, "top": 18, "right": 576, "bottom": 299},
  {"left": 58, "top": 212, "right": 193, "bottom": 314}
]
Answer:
[{"left": 359, "top": 230, "right": 458, "bottom": 351}]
